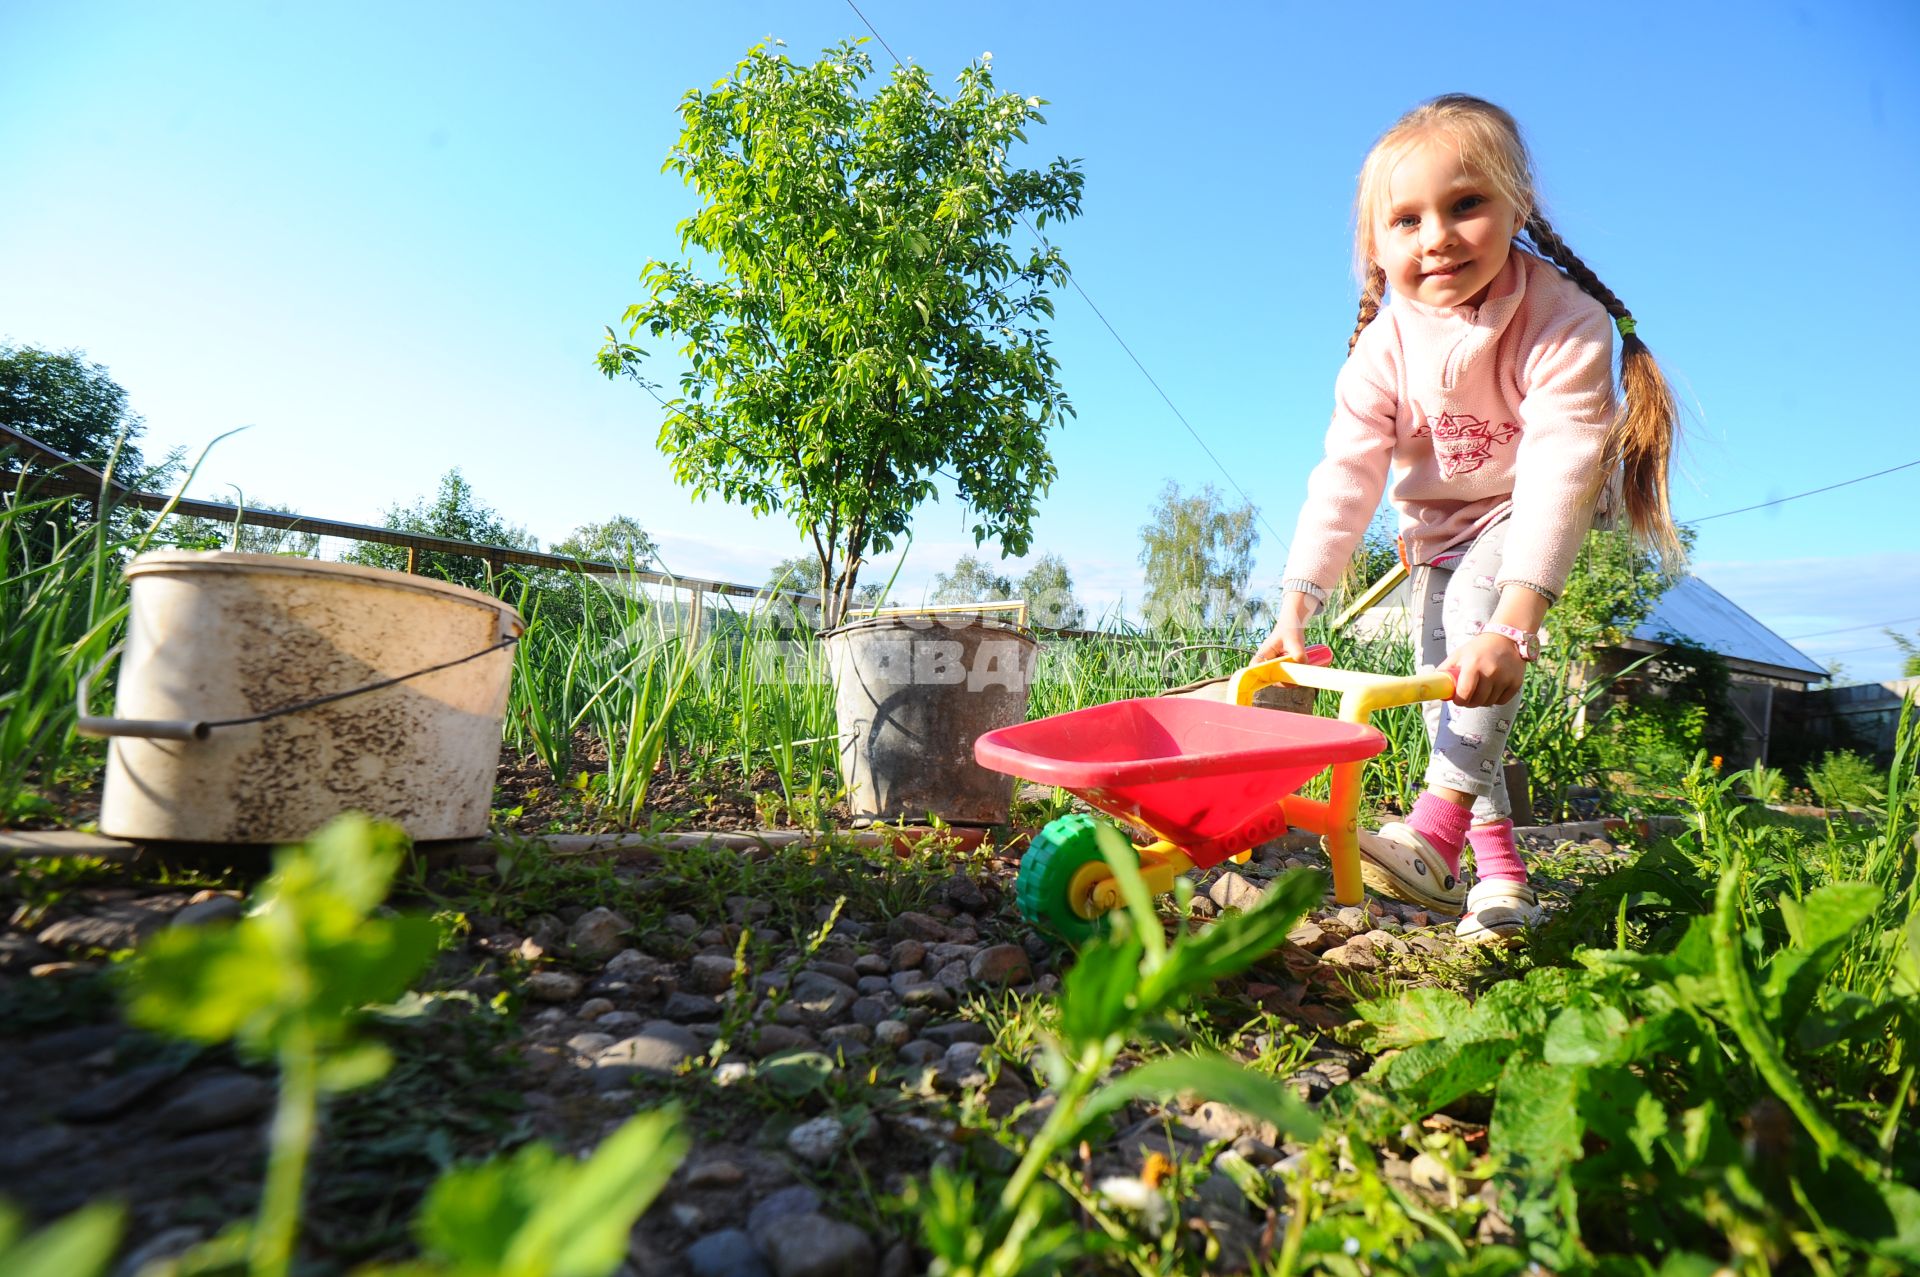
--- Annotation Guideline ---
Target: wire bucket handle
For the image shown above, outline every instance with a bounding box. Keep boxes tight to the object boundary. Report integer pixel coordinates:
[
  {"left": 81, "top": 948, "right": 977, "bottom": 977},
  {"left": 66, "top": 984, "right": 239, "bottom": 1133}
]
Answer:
[{"left": 76, "top": 613, "right": 522, "bottom": 742}]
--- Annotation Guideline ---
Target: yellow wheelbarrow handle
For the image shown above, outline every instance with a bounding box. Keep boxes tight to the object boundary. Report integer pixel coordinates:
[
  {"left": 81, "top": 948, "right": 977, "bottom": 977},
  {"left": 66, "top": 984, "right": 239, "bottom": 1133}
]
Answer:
[{"left": 1228, "top": 658, "right": 1456, "bottom": 907}]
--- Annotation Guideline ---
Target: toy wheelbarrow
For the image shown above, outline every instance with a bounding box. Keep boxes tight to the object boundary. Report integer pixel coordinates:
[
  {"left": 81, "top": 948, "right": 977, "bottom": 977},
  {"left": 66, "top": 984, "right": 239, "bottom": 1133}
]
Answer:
[{"left": 973, "top": 647, "right": 1455, "bottom": 941}]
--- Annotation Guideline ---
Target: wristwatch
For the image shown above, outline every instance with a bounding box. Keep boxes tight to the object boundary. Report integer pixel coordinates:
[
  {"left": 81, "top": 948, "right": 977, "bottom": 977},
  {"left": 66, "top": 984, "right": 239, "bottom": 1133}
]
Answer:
[{"left": 1481, "top": 622, "right": 1536, "bottom": 662}]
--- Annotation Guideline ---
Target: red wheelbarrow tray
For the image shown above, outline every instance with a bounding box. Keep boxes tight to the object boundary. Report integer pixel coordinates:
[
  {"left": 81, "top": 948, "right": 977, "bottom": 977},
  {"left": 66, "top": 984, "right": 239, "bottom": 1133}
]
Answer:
[{"left": 975, "top": 697, "right": 1386, "bottom": 871}]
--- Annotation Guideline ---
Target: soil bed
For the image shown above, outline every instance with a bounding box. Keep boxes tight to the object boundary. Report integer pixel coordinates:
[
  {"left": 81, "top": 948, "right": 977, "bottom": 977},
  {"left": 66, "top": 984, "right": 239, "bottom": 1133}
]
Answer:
[{"left": 0, "top": 756, "right": 1654, "bottom": 1277}]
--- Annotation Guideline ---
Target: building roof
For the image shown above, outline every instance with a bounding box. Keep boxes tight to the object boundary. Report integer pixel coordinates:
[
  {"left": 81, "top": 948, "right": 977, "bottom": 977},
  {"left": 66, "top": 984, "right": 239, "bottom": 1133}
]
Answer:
[
  {"left": 1628, "top": 575, "right": 1827, "bottom": 682},
  {"left": 1348, "top": 571, "right": 1828, "bottom": 685}
]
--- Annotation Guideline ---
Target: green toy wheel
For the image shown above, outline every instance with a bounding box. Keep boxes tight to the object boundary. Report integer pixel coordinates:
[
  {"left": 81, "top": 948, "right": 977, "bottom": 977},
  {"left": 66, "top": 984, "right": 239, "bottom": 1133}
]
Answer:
[{"left": 1016, "top": 813, "right": 1135, "bottom": 944}]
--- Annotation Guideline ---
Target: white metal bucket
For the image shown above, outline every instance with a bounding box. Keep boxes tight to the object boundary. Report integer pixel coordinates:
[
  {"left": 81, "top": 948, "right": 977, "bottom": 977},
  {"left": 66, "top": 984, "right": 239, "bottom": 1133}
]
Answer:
[{"left": 86, "top": 551, "right": 523, "bottom": 843}]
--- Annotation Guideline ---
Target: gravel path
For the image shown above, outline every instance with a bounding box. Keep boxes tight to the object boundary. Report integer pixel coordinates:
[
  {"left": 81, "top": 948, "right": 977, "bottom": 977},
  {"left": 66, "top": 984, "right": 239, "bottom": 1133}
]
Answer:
[{"left": 0, "top": 816, "right": 1665, "bottom": 1275}]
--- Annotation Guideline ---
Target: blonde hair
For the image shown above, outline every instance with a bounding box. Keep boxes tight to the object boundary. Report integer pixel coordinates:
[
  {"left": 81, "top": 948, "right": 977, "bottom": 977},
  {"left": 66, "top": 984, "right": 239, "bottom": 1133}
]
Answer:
[{"left": 1346, "top": 94, "right": 1684, "bottom": 567}]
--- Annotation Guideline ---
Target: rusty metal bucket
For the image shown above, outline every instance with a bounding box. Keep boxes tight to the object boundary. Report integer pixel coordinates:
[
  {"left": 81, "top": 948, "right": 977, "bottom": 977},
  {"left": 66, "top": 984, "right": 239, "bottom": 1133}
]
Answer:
[
  {"left": 822, "top": 613, "right": 1038, "bottom": 825},
  {"left": 83, "top": 551, "right": 522, "bottom": 843}
]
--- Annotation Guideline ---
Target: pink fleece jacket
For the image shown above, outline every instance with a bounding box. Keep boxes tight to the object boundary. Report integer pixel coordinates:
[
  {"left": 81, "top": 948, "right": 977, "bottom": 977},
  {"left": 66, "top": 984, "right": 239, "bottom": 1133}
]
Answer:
[{"left": 1282, "top": 249, "right": 1616, "bottom": 600}]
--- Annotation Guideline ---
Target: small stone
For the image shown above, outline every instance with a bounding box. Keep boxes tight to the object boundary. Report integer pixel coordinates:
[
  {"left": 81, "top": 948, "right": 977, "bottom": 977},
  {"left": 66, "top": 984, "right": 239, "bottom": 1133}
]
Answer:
[
  {"left": 37, "top": 897, "right": 181, "bottom": 953},
  {"left": 665, "top": 913, "right": 701, "bottom": 937},
  {"left": 1334, "top": 906, "right": 1368, "bottom": 933},
  {"left": 590, "top": 1022, "right": 701, "bottom": 1086},
  {"left": 941, "top": 870, "right": 989, "bottom": 913},
  {"left": 750, "top": 1025, "right": 814, "bottom": 1058},
  {"left": 873, "top": 1020, "right": 911, "bottom": 1049},
  {"left": 566, "top": 907, "right": 630, "bottom": 960},
  {"left": 806, "top": 960, "right": 861, "bottom": 988},
  {"left": 897, "top": 1040, "right": 943, "bottom": 1067},
  {"left": 1285, "top": 920, "right": 1327, "bottom": 951},
  {"left": 152, "top": 1070, "right": 273, "bottom": 1134},
  {"left": 596, "top": 1010, "right": 644, "bottom": 1030},
  {"left": 932, "top": 960, "right": 972, "bottom": 992},
  {"left": 888, "top": 939, "right": 927, "bottom": 970},
  {"left": 524, "top": 970, "right": 584, "bottom": 1003},
  {"left": 854, "top": 975, "right": 890, "bottom": 995},
  {"left": 887, "top": 912, "right": 956, "bottom": 943},
  {"left": 849, "top": 995, "right": 892, "bottom": 1027},
  {"left": 1409, "top": 1152, "right": 1457, "bottom": 1194},
  {"left": 1182, "top": 1101, "right": 1271, "bottom": 1146},
  {"left": 822, "top": 1023, "right": 873, "bottom": 1048},
  {"left": 688, "top": 954, "right": 739, "bottom": 995},
  {"left": 1407, "top": 911, "right": 1431, "bottom": 928},
  {"left": 968, "top": 944, "right": 1033, "bottom": 988},
  {"left": 1320, "top": 943, "right": 1379, "bottom": 972},
  {"left": 578, "top": 997, "right": 616, "bottom": 1019},
  {"left": 171, "top": 895, "right": 244, "bottom": 929},
  {"left": 774, "top": 973, "right": 857, "bottom": 1029},
  {"left": 984, "top": 1069, "right": 1032, "bottom": 1119},
  {"left": 567, "top": 1032, "right": 618, "bottom": 1056},
  {"left": 59, "top": 1063, "right": 180, "bottom": 1122},
  {"left": 900, "top": 984, "right": 954, "bottom": 1011},
  {"left": 760, "top": 1214, "right": 874, "bottom": 1277},
  {"left": 685, "top": 1159, "right": 747, "bottom": 1189},
  {"left": 1207, "top": 871, "right": 1266, "bottom": 913},
  {"left": 686, "top": 1228, "right": 771, "bottom": 1277},
  {"left": 919, "top": 1020, "right": 993, "bottom": 1047},
  {"left": 0, "top": 932, "right": 53, "bottom": 972},
  {"left": 665, "top": 991, "right": 723, "bottom": 1023},
  {"left": 936, "top": 1042, "right": 988, "bottom": 1090},
  {"left": 747, "top": 1185, "right": 823, "bottom": 1246},
  {"left": 853, "top": 953, "right": 890, "bottom": 977},
  {"left": 786, "top": 1115, "right": 846, "bottom": 1165}
]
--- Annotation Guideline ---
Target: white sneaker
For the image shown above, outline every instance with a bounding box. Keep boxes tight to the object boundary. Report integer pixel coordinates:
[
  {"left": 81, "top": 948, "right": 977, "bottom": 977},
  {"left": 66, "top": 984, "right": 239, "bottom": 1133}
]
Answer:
[
  {"left": 1353, "top": 822, "right": 1465, "bottom": 914},
  {"left": 1455, "top": 879, "right": 1545, "bottom": 945}
]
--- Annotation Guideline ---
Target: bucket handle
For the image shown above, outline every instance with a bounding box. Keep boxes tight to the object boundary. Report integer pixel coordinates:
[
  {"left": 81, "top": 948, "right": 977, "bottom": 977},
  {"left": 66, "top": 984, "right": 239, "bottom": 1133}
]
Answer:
[{"left": 76, "top": 618, "right": 522, "bottom": 742}]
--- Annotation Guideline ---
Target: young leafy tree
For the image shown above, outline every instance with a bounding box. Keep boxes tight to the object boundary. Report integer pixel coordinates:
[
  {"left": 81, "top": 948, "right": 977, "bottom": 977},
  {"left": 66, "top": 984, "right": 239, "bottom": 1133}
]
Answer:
[
  {"left": 931, "top": 553, "right": 1013, "bottom": 605},
  {"left": 600, "top": 40, "right": 1084, "bottom": 626},
  {"left": 1138, "top": 481, "right": 1259, "bottom": 630},
  {"left": 343, "top": 469, "right": 537, "bottom": 593},
  {"left": 1017, "top": 551, "right": 1084, "bottom": 628},
  {"left": 1552, "top": 526, "right": 1685, "bottom": 660}
]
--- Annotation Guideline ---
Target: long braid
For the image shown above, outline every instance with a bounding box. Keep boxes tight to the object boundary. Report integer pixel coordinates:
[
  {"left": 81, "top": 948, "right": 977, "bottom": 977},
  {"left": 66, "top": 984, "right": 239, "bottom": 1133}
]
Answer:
[
  {"left": 1524, "top": 212, "right": 1684, "bottom": 567},
  {"left": 1348, "top": 262, "right": 1386, "bottom": 355}
]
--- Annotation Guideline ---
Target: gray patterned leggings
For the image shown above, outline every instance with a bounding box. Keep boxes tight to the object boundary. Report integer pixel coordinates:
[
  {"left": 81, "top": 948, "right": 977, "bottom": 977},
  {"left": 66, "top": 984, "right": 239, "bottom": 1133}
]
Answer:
[{"left": 1414, "top": 518, "right": 1519, "bottom": 824}]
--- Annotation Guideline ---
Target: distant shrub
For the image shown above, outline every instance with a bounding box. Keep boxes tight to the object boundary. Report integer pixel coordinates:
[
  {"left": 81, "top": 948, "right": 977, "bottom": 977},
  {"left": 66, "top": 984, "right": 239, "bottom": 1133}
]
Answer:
[{"left": 1804, "top": 749, "right": 1883, "bottom": 812}]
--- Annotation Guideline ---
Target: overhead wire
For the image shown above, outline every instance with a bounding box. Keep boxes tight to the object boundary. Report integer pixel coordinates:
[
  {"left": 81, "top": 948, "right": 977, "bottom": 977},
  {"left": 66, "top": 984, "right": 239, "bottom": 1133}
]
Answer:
[
  {"left": 1682, "top": 458, "right": 1920, "bottom": 525},
  {"left": 1786, "top": 613, "right": 1920, "bottom": 642}
]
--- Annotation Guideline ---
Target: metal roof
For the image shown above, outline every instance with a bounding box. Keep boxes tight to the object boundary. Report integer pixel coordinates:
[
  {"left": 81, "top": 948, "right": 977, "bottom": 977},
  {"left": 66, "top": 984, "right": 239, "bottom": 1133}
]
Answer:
[{"left": 1629, "top": 575, "right": 1827, "bottom": 680}]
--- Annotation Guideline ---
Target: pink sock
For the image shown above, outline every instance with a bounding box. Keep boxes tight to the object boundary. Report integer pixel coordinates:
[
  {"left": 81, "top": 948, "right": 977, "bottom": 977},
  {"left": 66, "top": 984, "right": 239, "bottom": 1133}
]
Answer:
[
  {"left": 1467, "top": 819, "right": 1528, "bottom": 884},
  {"left": 1405, "top": 792, "right": 1472, "bottom": 878}
]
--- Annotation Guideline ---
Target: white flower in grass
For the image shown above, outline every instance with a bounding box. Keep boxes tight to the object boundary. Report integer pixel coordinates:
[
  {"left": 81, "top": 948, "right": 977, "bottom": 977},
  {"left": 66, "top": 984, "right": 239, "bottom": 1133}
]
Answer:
[{"left": 1095, "top": 1176, "right": 1171, "bottom": 1231}]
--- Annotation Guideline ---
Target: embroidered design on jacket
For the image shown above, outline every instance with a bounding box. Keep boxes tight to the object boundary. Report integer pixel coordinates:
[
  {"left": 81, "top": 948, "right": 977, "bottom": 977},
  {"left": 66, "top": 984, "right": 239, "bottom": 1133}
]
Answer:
[{"left": 1413, "top": 412, "right": 1520, "bottom": 477}]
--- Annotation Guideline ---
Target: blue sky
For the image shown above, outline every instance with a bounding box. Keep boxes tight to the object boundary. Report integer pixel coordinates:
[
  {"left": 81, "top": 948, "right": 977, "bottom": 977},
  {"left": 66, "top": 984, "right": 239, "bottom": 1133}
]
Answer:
[{"left": 4, "top": 1, "right": 1917, "bottom": 680}]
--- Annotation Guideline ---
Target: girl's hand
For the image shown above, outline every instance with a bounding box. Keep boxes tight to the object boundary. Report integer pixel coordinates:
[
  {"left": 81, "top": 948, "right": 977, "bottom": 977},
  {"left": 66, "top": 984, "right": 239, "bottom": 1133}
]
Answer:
[
  {"left": 1253, "top": 592, "right": 1319, "bottom": 663},
  {"left": 1442, "top": 632, "right": 1527, "bottom": 708}
]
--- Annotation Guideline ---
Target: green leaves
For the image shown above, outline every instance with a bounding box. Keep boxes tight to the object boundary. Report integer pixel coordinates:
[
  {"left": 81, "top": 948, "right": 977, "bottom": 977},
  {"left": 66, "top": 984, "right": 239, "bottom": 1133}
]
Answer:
[
  {"left": 605, "top": 40, "right": 1083, "bottom": 622},
  {"left": 1083, "top": 1052, "right": 1321, "bottom": 1145},
  {"left": 412, "top": 1109, "right": 688, "bottom": 1277},
  {"left": 0, "top": 1202, "right": 123, "bottom": 1277},
  {"left": 1766, "top": 881, "right": 1880, "bottom": 1033},
  {"left": 128, "top": 815, "right": 440, "bottom": 1062}
]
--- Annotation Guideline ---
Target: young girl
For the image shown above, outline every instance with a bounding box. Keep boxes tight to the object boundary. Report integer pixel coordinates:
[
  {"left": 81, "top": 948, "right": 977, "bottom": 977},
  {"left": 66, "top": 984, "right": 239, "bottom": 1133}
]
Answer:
[{"left": 1255, "top": 94, "right": 1680, "bottom": 943}]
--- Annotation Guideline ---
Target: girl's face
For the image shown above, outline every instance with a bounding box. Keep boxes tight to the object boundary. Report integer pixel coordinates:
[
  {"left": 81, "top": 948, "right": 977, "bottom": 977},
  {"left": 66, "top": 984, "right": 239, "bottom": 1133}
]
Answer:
[{"left": 1372, "top": 136, "right": 1526, "bottom": 309}]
